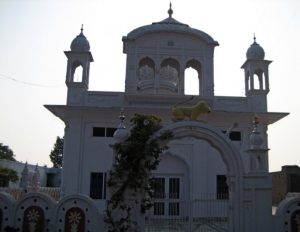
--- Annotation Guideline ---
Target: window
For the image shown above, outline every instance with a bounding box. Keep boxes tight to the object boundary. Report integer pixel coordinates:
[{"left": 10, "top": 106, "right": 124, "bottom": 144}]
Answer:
[
  {"left": 153, "top": 178, "right": 165, "bottom": 198},
  {"left": 93, "top": 127, "right": 117, "bottom": 137},
  {"left": 169, "top": 178, "right": 180, "bottom": 199},
  {"left": 216, "top": 175, "right": 229, "bottom": 199},
  {"left": 106, "top": 128, "right": 117, "bottom": 137},
  {"left": 222, "top": 131, "right": 241, "bottom": 141},
  {"left": 93, "top": 127, "right": 105, "bottom": 137},
  {"left": 153, "top": 177, "right": 180, "bottom": 216},
  {"left": 90, "top": 172, "right": 106, "bottom": 199}
]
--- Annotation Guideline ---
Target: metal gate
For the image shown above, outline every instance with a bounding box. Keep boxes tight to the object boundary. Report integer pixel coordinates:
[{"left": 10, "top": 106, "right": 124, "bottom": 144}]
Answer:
[{"left": 145, "top": 195, "right": 229, "bottom": 232}]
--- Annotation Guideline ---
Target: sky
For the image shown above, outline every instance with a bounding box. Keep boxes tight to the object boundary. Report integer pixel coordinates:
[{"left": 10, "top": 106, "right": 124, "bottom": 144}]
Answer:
[{"left": 0, "top": 0, "right": 299, "bottom": 171}]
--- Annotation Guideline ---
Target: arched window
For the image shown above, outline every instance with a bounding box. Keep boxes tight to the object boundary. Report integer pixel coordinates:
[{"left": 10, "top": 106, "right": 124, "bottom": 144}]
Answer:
[
  {"left": 185, "top": 59, "right": 202, "bottom": 95},
  {"left": 138, "top": 57, "right": 155, "bottom": 81},
  {"left": 159, "top": 58, "right": 179, "bottom": 92},
  {"left": 71, "top": 61, "right": 83, "bottom": 82},
  {"left": 254, "top": 70, "right": 264, "bottom": 90},
  {"left": 184, "top": 68, "right": 199, "bottom": 95}
]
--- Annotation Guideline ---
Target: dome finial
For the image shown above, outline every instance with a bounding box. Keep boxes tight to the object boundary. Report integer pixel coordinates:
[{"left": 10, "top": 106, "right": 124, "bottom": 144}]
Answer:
[
  {"left": 253, "top": 33, "right": 256, "bottom": 43},
  {"left": 80, "top": 24, "right": 84, "bottom": 34},
  {"left": 70, "top": 25, "right": 90, "bottom": 51},
  {"left": 168, "top": 2, "right": 173, "bottom": 18}
]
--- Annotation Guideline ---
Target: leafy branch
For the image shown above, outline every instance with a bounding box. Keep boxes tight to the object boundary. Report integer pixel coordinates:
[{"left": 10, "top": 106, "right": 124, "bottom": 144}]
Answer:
[{"left": 105, "top": 114, "right": 172, "bottom": 232}]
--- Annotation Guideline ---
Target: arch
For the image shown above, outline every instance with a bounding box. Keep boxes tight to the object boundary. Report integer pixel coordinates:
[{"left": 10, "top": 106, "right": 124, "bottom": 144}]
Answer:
[
  {"left": 137, "top": 57, "right": 155, "bottom": 92},
  {"left": 275, "top": 195, "right": 300, "bottom": 232},
  {"left": 185, "top": 59, "right": 202, "bottom": 95},
  {"left": 0, "top": 192, "right": 15, "bottom": 229},
  {"left": 14, "top": 192, "right": 56, "bottom": 231},
  {"left": 54, "top": 194, "right": 103, "bottom": 231},
  {"left": 139, "top": 57, "right": 155, "bottom": 70},
  {"left": 161, "top": 58, "right": 180, "bottom": 71},
  {"left": 159, "top": 58, "right": 180, "bottom": 93},
  {"left": 72, "top": 60, "right": 84, "bottom": 82},
  {"left": 155, "top": 121, "right": 244, "bottom": 176},
  {"left": 253, "top": 69, "right": 264, "bottom": 90},
  {"left": 154, "top": 121, "right": 245, "bottom": 231}
]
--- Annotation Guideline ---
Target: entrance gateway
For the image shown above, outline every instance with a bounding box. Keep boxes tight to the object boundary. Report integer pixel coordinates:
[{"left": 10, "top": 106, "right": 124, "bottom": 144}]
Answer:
[{"left": 144, "top": 120, "right": 244, "bottom": 232}]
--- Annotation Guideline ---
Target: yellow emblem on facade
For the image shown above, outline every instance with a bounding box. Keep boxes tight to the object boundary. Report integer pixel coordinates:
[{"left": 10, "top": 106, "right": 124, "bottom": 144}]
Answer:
[{"left": 171, "top": 98, "right": 211, "bottom": 122}]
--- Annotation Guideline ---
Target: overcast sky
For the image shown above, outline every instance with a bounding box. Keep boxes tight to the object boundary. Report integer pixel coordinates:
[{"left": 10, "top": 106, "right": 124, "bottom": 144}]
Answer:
[{"left": 0, "top": 0, "right": 299, "bottom": 171}]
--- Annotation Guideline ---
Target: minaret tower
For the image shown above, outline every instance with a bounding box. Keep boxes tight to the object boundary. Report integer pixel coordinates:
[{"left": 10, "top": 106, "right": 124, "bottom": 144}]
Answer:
[
  {"left": 241, "top": 36, "right": 272, "bottom": 111},
  {"left": 64, "top": 25, "right": 93, "bottom": 105}
]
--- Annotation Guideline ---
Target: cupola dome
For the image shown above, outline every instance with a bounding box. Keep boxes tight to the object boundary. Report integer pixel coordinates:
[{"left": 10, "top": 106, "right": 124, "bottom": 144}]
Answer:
[
  {"left": 113, "top": 110, "right": 129, "bottom": 143},
  {"left": 124, "top": 3, "right": 218, "bottom": 46},
  {"left": 70, "top": 25, "right": 90, "bottom": 52},
  {"left": 246, "top": 36, "right": 265, "bottom": 60}
]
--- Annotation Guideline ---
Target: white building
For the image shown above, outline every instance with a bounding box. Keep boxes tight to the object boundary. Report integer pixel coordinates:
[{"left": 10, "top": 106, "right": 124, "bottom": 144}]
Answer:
[{"left": 2, "top": 5, "right": 298, "bottom": 232}]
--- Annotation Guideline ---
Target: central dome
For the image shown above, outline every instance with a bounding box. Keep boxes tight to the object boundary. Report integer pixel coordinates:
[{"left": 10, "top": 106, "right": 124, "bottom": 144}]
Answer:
[{"left": 124, "top": 4, "right": 218, "bottom": 46}]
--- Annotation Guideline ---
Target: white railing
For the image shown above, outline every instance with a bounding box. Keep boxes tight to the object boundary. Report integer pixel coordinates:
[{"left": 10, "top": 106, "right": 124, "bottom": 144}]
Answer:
[{"left": 145, "top": 196, "right": 229, "bottom": 232}]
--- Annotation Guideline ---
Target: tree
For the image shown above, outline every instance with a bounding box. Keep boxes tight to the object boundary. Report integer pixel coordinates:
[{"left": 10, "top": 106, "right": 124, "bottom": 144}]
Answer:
[
  {"left": 0, "top": 143, "right": 16, "bottom": 161},
  {"left": 0, "top": 166, "right": 18, "bottom": 187},
  {"left": 105, "top": 114, "right": 172, "bottom": 232},
  {"left": 49, "top": 136, "right": 64, "bottom": 168}
]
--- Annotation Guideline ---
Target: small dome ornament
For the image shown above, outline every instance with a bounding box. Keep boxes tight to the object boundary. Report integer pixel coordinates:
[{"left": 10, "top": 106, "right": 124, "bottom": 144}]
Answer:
[
  {"left": 168, "top": 2, "right": 173, "bottom": 18},
  {"left": 249, "top": 116, "right": 264, "bottom": 149},
  {"left": 70, "top": 24, "right": 90, "bottom": 52},
  {"left": 246, "top": 35, "right": 265, "bottom": 60},
  {"left": 113, "top": 109, "right": 129, "bottom": 143}
]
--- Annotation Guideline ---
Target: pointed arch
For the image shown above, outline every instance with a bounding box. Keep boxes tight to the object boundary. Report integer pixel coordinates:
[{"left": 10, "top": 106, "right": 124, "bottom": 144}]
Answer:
[
  {"left": 159, "top": 58, "right": 180, "bottom": 93},
  {"left": 71, "top": 60, "right": 84, "bottom": 82},
  {"left": 138, "top": 57, "right": 155, "bottom": 81},
  {"left": 137, "top": 56, "right": 155, "bottom": 92}
]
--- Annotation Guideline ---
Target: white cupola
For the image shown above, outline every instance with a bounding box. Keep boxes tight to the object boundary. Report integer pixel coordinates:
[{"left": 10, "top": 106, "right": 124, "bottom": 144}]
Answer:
[
  {"left": 64, "top": 25, "right": 94, "bottom": 105},
  {"left": 122, "top": 4, "right": 218, "bottom": 97},
  {"left": 241, "top": 36, "right": 272, "bottom": 97}
]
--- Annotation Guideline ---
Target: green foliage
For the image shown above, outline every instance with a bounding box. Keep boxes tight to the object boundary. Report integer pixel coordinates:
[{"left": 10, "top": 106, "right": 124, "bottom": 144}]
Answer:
[
  {"left": 49, "top": 136, "right": 64, "bottom": 168},
  {"left": 105, "top": 114, "right": 172, "bottom": 232},
  {"left": 0, "top": 165, "right": 19, "bottom": 187},
  {"left": 0, "top": 143, "right": 16, "bottom": 161}
]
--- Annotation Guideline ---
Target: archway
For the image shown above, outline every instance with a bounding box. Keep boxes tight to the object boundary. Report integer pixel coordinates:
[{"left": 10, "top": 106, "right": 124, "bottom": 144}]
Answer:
[{"left": 154, "top": 121, "right": 245, "bottom": 231}]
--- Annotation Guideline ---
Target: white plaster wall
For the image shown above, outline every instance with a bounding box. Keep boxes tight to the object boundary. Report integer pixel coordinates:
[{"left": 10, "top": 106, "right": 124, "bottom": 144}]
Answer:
[{"left": 166, "top": 138, "right": 226, "bottom": 200}]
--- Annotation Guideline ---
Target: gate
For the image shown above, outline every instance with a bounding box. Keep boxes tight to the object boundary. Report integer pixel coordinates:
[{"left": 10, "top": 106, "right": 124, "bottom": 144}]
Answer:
[{"left": 145, "top": 195, "right": 229, "bottom": 232}]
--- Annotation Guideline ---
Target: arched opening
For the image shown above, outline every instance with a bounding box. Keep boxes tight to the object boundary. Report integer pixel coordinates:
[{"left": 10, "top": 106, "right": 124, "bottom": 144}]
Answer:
[
  {"left": 254, "top": 70, "right": 264, "bottom": 90},
  {"left": 185, "top": 59, "right": 202, "bottom": 95},
  {"left": 159, "top": 58, "right": 179, "bottom": 92},
  {"left": 137, "top": 57, "right": 155, "bottom": 92},
  {"left": 71, "top": 61, "right": 83, "bottom": 82},
  {"left": 138, "top": 57, "right": 155, "bottom": 81},
  {"left": 184, "top": 67, "right": 199, "bottom": 95},
  {"left": 151, "top": 121, "right": 244, "bottom": 232}
]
